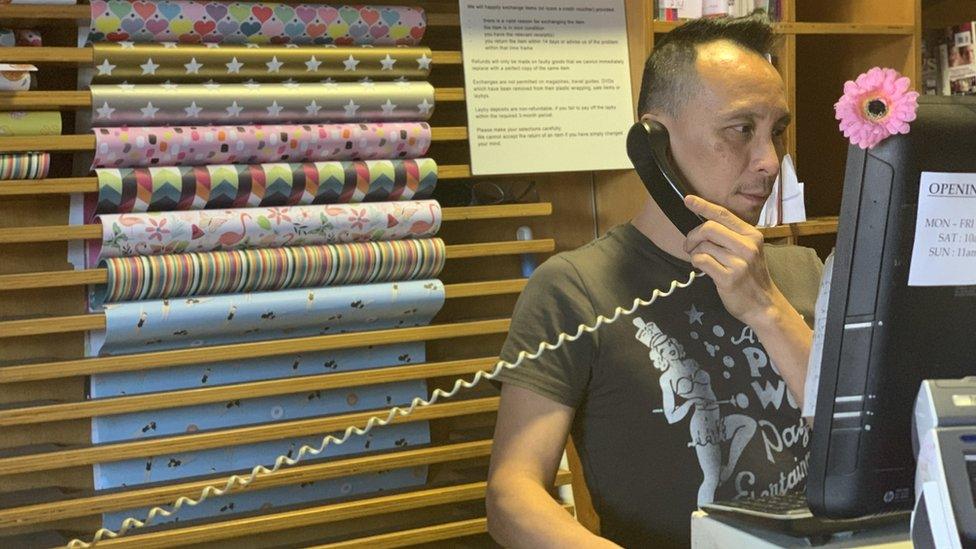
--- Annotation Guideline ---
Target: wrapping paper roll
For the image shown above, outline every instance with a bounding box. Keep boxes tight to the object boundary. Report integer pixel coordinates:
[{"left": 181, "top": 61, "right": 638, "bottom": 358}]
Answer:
[
  {"left": 89, "top": 1, "right": 426, "bottom": 46},
  {"left": 91, "top": 81, "right": 435, "bottom": 126},
  {"left": 0, "top": 64, "right": 35, "bottom": 91},
  {"left": 0, "top": 111, "right": 60, "bottom": 136},
  {"left": 96, "top": 200, "right": 442, "bottom": 259},
  {"left": 92, "top": 42, "right": 433, "bottom": 83},
  {"left": 88, "top": 278, "right": 446, "bottom": 355},
  {"left": 0, "top": 29, "right": 42, "bottom": 47},
  {"left": 92, "top": 123, "right": 432, "bottom": 168},
  {"left": 0, "top": 152, "right": 49, "bottom": 179},
  {"left": 93, "top": 158, "right": 438, "bottom": 214},
  {"left": 96, "top": 238, "right": 446, "bottom": 303}
]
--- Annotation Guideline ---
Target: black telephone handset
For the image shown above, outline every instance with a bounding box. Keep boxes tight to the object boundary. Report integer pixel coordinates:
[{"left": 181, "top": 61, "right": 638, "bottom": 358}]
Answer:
[{"left": 626, "top": 121, "right": 705, "bottom": 235}]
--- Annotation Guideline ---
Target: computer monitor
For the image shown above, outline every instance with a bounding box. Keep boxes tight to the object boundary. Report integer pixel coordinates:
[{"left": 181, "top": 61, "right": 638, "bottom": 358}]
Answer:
[{"left": 807, "top": 95, "right": 976, "bottom": 519}]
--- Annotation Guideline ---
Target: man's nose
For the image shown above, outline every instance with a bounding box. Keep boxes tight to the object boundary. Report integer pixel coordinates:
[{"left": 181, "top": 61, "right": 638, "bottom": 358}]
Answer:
[{"left": 753, "top": 135, "right": 780, "bottom": 178}]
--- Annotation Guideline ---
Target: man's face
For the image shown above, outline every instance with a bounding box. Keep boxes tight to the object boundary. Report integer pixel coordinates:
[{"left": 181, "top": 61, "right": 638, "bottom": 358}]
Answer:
[{"left": 647, "top": 40, "right": 791, "bottom": 224}]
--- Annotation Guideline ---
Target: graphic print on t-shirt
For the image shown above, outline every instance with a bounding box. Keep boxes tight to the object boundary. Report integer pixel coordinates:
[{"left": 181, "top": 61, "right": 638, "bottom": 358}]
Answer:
[{"left": 633, "top": 302, "right": 810, "bottom": 505}]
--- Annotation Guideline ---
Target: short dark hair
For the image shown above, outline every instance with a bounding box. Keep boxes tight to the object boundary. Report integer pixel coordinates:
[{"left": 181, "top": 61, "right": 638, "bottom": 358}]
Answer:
[{"left": 637, "top": 14, "right": 775, "bottom": 117}]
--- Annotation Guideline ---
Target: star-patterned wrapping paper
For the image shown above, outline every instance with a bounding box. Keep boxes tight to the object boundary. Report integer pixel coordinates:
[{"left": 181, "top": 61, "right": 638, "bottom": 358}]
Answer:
[
  {"left": 88, "top": 278, "right": 446, "bottom": 355},
  {"left": 94, "top": 200, "right": 442, "bottom": 260},
  {"left": 94, "top": 237, "right": 446, "bottom": 304},
  {"left": 90, "top": 81, "right": 435, "bottom": 126},
  {"left": 91, "top": 158, "right": 437, "bottom": 216},
  {"left": 92, "top": 42, "right": 433, "bottom": 83},
  {"left": 89, "top": 1, "right": 427, "bottom": 46},
  {"left": 91, "top": 123, "right": 432, "bottom": 168}
]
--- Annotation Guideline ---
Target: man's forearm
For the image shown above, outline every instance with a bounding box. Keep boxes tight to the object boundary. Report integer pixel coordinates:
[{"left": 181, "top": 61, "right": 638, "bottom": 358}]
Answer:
[
  {"left": 748, "top": 288, "right": 813, "bottom": 409},
  {"left": 487, "top": 476, "right": 618, "bottom": 548}
]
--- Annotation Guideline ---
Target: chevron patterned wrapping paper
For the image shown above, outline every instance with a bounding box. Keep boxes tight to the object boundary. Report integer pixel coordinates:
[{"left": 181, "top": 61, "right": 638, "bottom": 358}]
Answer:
[
  {"left": 89, "top": 1, "right": 426, "bottom": 46},
  {"left": 91, "top": 123, "right": 432, "bottom": 168},
  {"left": 94, "top": 237, "right": 445, "bottom": 304},
  {"left": 94, "top": 200, "right": 442, "bottom": 260},
  {"left": 92, "top": 158, "right": 438, "bottom": 216},
  {"left": 92, "top": 42, "right": 433, "bottom": 83}
]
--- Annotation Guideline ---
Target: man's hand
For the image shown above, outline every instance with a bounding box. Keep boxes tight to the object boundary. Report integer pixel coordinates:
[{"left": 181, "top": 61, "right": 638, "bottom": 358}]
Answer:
[
  {"left": 681, "top": 194, "right": 781, "bottom": 327},
  {"left": 681, "top": 194, "right": 813, "bottom": 408}
]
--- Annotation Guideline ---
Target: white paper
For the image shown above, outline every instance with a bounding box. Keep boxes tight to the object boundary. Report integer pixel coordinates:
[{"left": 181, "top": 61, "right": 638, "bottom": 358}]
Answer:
[
  {"left": 757, "top": 154, "right": 806, "bottom": 227},
  {"left": 803, "top": 251, "right": 834, "bottom": 418},
  {"left": 459, "top": 1, "right": 633, "bottom": 176},
  {"left": 908, "top": 172, "right": 976, "bottom": 286},
  {"left": 702, "top": 0, "right": 727, "bottom": 16}
]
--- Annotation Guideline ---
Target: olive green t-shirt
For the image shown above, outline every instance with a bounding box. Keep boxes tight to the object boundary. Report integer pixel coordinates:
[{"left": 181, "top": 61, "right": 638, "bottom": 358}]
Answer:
[{"left": 495, "top": 223, "right": 823, "bottom": 548}]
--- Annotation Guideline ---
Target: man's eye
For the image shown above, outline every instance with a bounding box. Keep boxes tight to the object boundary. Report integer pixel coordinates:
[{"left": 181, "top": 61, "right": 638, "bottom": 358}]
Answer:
[
  {"left": 772, "top": 127, "right": 787, "bottom": 137},
  {"left": 731, "top": 125, "right": 753, "bottom": 135}
]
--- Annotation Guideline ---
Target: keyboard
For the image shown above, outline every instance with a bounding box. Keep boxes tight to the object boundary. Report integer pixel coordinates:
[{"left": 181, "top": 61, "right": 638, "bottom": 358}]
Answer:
[{"left": 701, "top": 493, "right": 909, "bottom": 539}]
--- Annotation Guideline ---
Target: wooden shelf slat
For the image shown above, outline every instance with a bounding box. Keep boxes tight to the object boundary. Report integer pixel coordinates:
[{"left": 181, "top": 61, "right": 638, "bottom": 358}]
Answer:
[
  {"left": 0, "top": 204, "right": 552, "bottom": 245},
  {"left": 0, "top": 239, "right": 553, "bottom": 294},
  {"left": 0, "top": 440, "right": 495, "bottom": 529},
  {"left": 92, "top": 471, "right": 571, "bottom": 549},
  {"left": 312, "top": 505, "right": 573, "bottom": 549},
  {"left": 0, "top": 87, "right": 466, "bottom": 110},
  {"left": 0, "top": 162, "right": 473, "bottom": 197},
  {"left": 0, "top": 126, "right": 467, "bottom": 154},
  {"left": 758, "top": 216, "right": 839, "bottom": 239},
  {"left": 0, "top": 48, "right": 463, "bottom": 65},
  {"left": 651, "top": 20, "right": 916, "bottom": 35},
  {"left": 0, "top": 318, "right": 512, "bottom": 383},
  {"left": 0, "top": 356, "right": 500, "bottom": 426},
  {"left": 0, "top": 4, "right": 89, "bottom": 20},
  {"left": 0, "top": 278, "right": 527, "bottom": 339},
  {"left": 0, "top": 397, "right": 500, "bottom": 476}
]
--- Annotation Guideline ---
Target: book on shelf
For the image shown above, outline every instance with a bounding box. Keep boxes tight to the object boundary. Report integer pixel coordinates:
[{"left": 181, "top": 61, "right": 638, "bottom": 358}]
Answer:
[
  {"left": 656, "top": 0, "right": 781, "bottom": 23},
  {"left": 930, "top": 21, "right": 976, "bottom": 96}
]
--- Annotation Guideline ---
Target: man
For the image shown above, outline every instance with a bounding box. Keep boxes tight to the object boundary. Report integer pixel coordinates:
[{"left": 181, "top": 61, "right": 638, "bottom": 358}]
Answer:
[{"left": 486, "top": 14, "right": 824, "bottom": 548}]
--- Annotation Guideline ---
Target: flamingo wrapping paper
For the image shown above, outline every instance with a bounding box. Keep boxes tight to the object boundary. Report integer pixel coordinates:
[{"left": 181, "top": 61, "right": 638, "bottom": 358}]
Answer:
[
  {"left": 92, "top": 42, "right": 433, "bottom": 83},
  {"left": 94, "top": 237, "right": 446, "bottom": 304},
  {"left": 93, "top": 200, "right": 441, "bottom": 262},
  {"left": 88, "top": 1, "right": 427, "bottom": 46},
  {"left": 90, "top": 81, "right": 435, "bottom": 126},
  {"left": 91, "top": 123, "right": 432, "bottom": 169},
  {"left": 87, "top": 278, "right": 445, "bottom": 354}
]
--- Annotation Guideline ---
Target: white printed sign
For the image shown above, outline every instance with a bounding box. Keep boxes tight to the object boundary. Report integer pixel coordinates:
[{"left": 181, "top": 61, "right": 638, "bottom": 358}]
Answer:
[
  {"left": 458, "top": 1, "right": 634, "bottom": 175},
  {"left": 908, "top": 172, "right": 976, "bottom": 286}
]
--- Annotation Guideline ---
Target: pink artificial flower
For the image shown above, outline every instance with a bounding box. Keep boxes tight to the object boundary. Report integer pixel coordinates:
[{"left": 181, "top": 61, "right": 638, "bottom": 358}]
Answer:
[{"left": 834, "top": 67, "right": 919, "bottom": 149}]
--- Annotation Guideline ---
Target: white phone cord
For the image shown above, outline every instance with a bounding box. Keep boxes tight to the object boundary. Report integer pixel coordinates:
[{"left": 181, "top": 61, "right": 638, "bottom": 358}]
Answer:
[{"left": 66, "top": 270, "right": 700, "bottom": 548}]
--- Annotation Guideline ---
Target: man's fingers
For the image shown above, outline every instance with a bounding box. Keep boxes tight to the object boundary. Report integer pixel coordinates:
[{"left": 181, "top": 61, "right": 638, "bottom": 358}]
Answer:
[
  {"left": 690, "top": 252, "right": 729, "bottom": 279},
  {"left": 684, "top": 194, "right": 755, "bottom": 236},
  {"left": 690, "top": 241, "right": 743, "bottom": 271},
  {"left": 684, "top": 220, "right": 759, "bottom": 259}
]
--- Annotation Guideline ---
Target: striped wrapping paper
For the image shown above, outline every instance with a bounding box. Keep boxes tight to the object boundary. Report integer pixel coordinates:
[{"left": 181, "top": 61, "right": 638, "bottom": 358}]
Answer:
[
  {"left": 94, "top": 238, "right": 445, "bottom": 304},
  {"left": 0, "top": 152, "right": 49, "bottom": 179},
  {"left": 92, "top": 158, "right": 438, "bottom": 215}
]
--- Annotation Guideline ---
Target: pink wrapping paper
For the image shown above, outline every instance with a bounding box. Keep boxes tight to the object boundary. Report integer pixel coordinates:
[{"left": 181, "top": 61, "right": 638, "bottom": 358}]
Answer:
[{"left": 92, "top": 122, "right": 432, "bottom": 168}]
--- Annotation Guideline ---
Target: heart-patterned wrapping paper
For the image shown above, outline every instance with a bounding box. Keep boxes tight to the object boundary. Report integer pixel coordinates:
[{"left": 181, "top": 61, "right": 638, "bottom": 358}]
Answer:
[
  {"left": 89, "top": 1, "right": 427, "bottom": 46},
  {"left": 92, "top": 42, "right": 433, "bottom": 83},
  {"left": 90, "top": 81, "right": 435, "bottom": 126}
]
